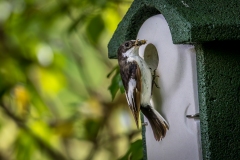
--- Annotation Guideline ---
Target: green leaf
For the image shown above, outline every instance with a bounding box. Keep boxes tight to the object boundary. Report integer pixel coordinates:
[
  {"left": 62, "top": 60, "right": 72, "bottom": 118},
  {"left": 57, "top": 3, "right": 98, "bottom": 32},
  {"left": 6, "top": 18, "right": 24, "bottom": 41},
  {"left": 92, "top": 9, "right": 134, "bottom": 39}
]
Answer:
[
  {"left": 68, "top": 13, "right": 88, "bottom": 33},
  {"left": 108, "top": 73, "right": 120, "bottom": 100},
  {"left": 84, "top": 119, "right": 101, "bottom": 141},
  {"left": 118, "top": 139, "right": 143, "bottom": 160},
  {"left": 107, "top": 65, "right": 118, "bottom": 78},
  {"left": 89, "top": 0, "right": 107, "bottom": 7},
  {"left": 108, "top": 66, "right": 125, "bottom": 100},
  {"left": 118, "top": 79, "right": 125, "bottom": 93},
  {"left": 86, "top": 14, "right": 105, "bottom": 44}
]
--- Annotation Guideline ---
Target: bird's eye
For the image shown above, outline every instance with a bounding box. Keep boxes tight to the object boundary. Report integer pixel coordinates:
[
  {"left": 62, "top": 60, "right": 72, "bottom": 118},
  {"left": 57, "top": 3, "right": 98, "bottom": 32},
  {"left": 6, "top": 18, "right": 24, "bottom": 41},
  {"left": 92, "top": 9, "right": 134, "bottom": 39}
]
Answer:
[{"left": 125, "top": 42, "right": 130, "bottom": 47}]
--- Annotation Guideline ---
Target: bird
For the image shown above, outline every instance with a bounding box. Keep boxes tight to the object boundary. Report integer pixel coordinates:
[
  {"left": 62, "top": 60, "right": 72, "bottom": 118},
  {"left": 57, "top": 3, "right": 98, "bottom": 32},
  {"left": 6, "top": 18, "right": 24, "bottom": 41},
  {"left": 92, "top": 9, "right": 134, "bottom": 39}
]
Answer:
[{"left": 117, "top": 39, "right": 169, "bottom": 141}]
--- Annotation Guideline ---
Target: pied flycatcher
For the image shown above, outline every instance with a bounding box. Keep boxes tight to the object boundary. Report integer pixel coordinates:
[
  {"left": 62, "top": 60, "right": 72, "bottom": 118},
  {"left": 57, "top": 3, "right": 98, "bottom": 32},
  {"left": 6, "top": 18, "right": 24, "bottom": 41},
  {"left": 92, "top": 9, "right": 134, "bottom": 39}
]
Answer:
[{"left": 117, "top": 39, "right": 169, "bottom": 141}]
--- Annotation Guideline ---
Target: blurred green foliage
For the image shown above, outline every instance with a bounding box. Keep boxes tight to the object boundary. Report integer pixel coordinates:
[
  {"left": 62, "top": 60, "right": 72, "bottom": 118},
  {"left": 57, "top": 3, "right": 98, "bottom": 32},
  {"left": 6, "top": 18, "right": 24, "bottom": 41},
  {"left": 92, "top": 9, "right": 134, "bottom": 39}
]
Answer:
[{"left": 0, "top": 0, "right": 143, "bottom": 160}]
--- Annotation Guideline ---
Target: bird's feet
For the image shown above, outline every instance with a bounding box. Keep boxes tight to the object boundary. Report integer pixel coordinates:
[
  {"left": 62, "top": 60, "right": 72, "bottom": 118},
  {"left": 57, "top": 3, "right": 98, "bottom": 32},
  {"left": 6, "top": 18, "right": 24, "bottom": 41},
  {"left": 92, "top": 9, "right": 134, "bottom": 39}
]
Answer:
[
  {"left": 150, "top": 68, "right": 160, "bottom": 95},
  {"left": 152, "top": 69, "right": 160, "bottom": 88}
]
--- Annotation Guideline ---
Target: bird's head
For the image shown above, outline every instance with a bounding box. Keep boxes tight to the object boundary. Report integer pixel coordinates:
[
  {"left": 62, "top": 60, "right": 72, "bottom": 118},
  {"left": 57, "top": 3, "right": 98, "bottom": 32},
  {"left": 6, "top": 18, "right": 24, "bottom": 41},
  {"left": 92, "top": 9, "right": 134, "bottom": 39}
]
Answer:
[{"left": 117, "top": 39, "right": 147, "bottom": 59}]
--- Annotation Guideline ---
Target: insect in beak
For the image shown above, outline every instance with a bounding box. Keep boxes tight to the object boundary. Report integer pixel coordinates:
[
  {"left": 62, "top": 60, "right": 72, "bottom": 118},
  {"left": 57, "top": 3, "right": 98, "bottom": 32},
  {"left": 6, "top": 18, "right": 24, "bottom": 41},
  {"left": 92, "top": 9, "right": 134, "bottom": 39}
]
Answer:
[{"left": 134, "top": 39, "right": 147, "bottom": 46}]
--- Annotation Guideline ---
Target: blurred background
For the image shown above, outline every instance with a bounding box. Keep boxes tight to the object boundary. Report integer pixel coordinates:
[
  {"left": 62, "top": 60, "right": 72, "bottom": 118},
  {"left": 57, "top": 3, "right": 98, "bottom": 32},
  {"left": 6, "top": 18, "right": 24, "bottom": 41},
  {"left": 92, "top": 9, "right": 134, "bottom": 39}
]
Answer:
[{"left": 0, "top": 0, "right": 144, "bottom": 160}]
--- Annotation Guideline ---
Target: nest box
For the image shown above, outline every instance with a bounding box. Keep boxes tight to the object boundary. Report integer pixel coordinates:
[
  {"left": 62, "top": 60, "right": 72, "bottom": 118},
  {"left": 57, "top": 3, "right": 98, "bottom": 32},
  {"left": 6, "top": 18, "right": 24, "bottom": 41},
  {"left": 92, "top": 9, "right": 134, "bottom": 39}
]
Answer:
[{"left": 108, "top": 1, "right": 240, "bottom": 160}]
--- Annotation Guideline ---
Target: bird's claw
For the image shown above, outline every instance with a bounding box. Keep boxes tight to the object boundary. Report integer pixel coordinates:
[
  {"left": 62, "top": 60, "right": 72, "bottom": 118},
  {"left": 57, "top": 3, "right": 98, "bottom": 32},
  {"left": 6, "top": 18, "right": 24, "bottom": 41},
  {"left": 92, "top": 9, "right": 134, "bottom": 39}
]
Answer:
[
  {"left": 152, "top": 69, "right": 160, "bottom": 88},
  {"left": 153, "top": 81, "right": 160, "bottom": 88},
  {"left": 151, "top": 69, "right": 160, "bottom": 94}
]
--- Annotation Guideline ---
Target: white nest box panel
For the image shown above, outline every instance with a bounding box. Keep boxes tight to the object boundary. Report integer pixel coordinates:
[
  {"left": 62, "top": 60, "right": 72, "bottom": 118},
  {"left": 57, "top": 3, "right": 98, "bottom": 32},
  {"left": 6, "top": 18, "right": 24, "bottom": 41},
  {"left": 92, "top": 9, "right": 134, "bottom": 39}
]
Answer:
[{"left": 137, "top": 14, "right": 202, "bottom": 160}]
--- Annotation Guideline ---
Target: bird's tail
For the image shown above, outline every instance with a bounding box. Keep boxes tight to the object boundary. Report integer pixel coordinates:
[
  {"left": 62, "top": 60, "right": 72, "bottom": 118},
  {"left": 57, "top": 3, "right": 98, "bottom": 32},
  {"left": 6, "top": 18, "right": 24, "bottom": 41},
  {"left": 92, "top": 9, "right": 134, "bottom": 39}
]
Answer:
[{"left": 141, "top": 105, "right": 169, "bottom": 141}]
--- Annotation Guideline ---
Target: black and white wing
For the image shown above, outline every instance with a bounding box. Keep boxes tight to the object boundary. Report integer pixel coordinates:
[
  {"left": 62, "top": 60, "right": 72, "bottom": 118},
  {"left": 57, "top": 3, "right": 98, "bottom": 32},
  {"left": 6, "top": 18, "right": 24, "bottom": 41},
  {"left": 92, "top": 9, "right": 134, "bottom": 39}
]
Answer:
[{"left": 119, "top": 61, "right": 142, "bottom": 128}]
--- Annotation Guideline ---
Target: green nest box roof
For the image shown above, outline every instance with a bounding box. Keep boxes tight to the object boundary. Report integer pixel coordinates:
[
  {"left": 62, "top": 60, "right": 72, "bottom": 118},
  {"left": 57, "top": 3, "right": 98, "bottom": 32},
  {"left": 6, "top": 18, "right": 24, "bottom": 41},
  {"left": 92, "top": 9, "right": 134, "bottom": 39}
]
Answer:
[{"left": 108, "top": 0, "right": 240, "bottom": 59}]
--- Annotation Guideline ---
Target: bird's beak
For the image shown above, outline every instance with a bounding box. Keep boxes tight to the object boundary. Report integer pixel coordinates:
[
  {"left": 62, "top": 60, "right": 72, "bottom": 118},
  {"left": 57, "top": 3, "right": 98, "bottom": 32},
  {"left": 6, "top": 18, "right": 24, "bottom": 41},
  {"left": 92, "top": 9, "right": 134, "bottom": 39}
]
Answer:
[{"left": 134, "top": 39, "right": 147, "bottom": 47}]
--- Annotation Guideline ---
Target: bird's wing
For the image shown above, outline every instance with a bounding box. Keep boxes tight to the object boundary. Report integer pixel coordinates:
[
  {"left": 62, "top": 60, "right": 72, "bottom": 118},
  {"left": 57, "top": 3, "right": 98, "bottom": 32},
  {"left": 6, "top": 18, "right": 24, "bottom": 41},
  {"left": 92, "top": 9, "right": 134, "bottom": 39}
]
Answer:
[{"left": 120, "top": 61, "right": 141, "bottom": 128}]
